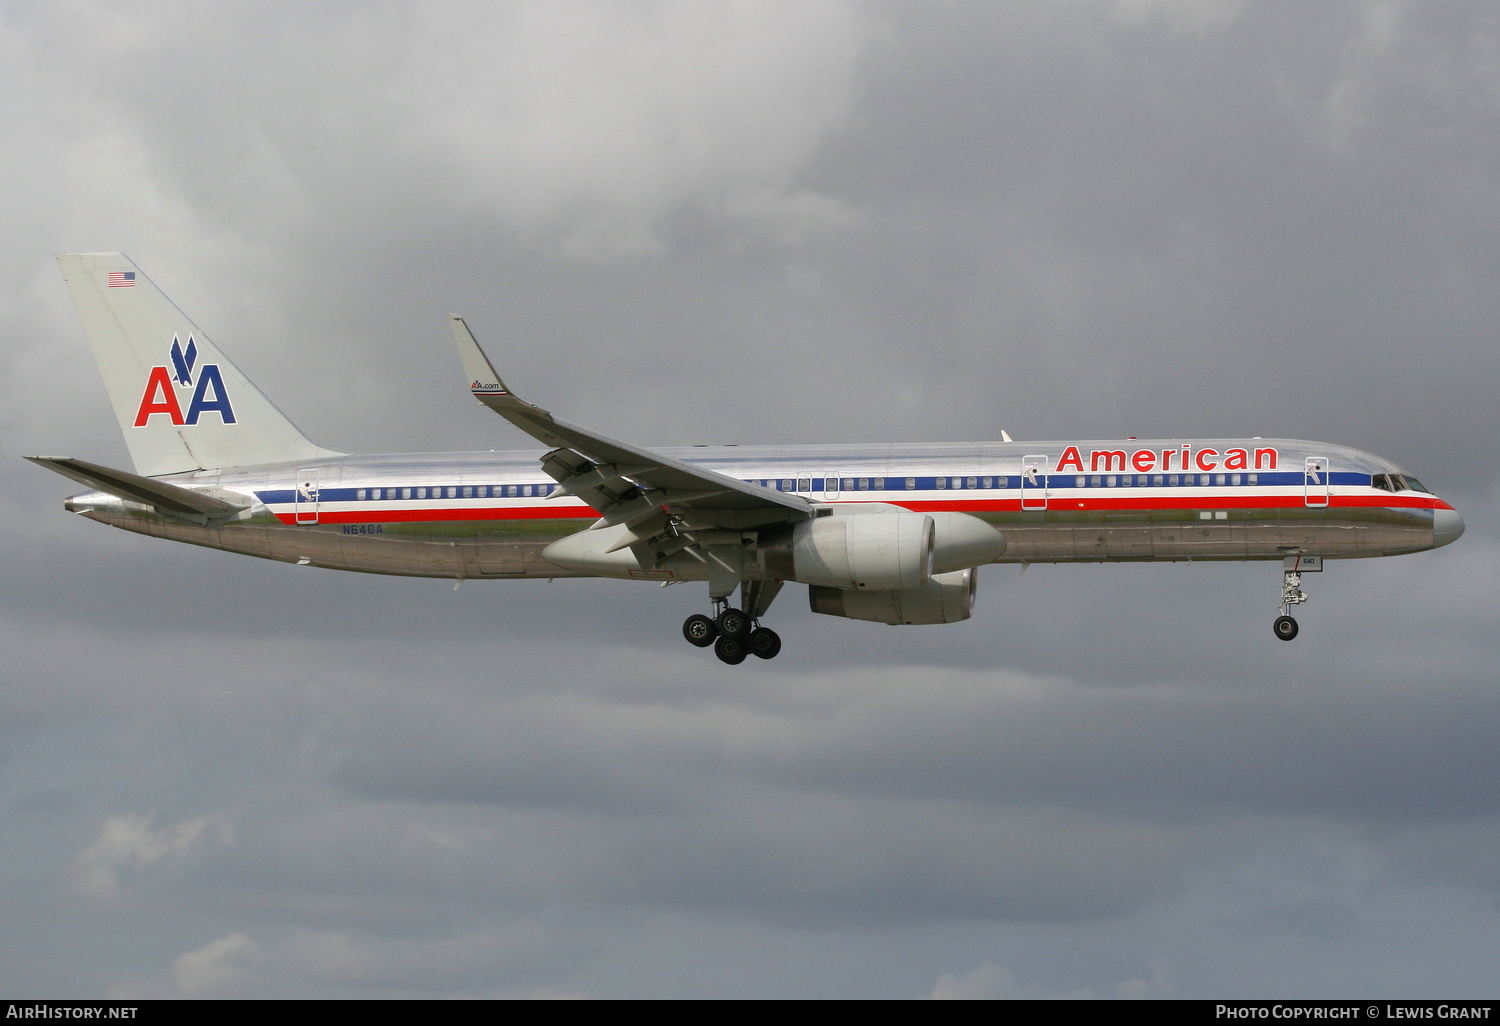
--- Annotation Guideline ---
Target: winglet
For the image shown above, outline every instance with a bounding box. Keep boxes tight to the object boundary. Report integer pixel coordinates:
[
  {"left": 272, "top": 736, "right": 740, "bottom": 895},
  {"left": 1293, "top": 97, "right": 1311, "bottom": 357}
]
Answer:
[
  {"left": 450, "top": 316, "right": 569, "bottom": 447},
  {"left": 450, "top": 315, "right": 514, "bottom": 400}
]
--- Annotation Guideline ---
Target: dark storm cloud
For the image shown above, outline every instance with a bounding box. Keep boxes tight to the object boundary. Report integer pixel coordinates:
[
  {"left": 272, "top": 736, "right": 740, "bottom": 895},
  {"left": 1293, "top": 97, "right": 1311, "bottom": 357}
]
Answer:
[{"left": 3, "top": 0, "right": 1499, "bottom": 999}]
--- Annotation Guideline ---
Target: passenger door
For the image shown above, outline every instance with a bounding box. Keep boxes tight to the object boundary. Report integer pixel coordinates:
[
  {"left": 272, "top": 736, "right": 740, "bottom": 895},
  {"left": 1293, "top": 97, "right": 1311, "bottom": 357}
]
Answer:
[
  {"left": 295, "top": 469, "right": 321, "bottom": 524},
  {"left": 1304, "top": 457, "right": 1330, "bottom": 508},
  {"left": 1021, "top": 455, "right": 1049, "bottom": 511}
]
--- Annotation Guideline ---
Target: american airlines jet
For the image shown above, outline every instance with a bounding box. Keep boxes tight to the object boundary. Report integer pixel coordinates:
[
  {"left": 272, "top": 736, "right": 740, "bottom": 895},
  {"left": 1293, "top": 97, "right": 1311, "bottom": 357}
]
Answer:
[{"left": 28, "top": 254, "right": 1464, "bottom": 664}]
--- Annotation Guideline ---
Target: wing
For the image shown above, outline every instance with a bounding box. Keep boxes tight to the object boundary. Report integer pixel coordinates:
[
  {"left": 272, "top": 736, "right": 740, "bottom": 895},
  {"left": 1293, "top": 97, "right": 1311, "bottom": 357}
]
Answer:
[{"left": 451, "top": 317, "right": 813, "bottom": 561}]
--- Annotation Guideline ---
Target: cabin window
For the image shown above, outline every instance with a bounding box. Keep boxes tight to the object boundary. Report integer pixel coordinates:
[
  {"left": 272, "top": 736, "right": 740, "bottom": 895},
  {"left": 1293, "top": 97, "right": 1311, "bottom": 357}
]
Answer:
[
  {"left": 873, "top": 477, "right": 885, "bottom": 490},
  {"left": 401, "top": 488, "right": 411, "bottom": 499},
  {"left": 1230, "top": 474, "right": 1241, "bottom": 486},
  {"left": 797, "top": 478, "right": 811, "bottom": 491},
  {"left": 1215, "top": 474, "right": 1225, "bottom": 487},
  {"left": 1075, "top": 476, "right": 1086, "bottom": 487},
  {"left": 357, "top": 489, "right": 366, "bottom": 501},
  {"left": 935, "top": 477, "right": 946, "bottom": 489},
  {"left": 905, "top": 478, "right": 916, "bottom": 490},
  {"left": 1248, "top": 474, "right": 1258, "bottom": 486},
  {"left": 1152, "top": 475, "right": 1163, "bottom": 487}
]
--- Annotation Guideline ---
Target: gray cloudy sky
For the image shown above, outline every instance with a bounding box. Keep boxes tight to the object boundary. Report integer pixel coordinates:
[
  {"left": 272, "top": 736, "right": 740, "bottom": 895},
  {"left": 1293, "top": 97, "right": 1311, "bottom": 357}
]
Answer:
[{"left": 3, "top": 0, "right": 1498, "bottom": 999}]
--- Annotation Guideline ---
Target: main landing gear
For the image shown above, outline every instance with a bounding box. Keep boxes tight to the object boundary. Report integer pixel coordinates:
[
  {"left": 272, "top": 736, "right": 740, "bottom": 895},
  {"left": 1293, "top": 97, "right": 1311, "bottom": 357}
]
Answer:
[
  {"left": 1274, "top": 564, "right": 1311, "bottom": 641},
  {"left": 681, "top": 598, "right": 782, "bottom": 665}
]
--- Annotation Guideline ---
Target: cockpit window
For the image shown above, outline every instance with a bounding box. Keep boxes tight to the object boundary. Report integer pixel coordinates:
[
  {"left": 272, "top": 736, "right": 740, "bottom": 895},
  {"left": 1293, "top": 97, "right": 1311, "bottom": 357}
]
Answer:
[{"left": 1374, "top": 473, "right": 1430, "bottom": 493}]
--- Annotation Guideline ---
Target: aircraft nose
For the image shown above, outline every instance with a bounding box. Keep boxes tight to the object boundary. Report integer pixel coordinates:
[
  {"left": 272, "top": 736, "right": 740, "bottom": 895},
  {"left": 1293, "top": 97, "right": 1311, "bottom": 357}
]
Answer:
[{"left": 1433, "top": 507, "right": 1465, "bottom": 548}]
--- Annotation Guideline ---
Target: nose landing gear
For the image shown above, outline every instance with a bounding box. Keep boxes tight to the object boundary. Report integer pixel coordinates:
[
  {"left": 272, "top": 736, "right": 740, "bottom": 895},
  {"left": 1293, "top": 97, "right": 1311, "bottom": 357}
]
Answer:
[{"left": 1274, "top": 556, "right": 1318, "bottom": 641}]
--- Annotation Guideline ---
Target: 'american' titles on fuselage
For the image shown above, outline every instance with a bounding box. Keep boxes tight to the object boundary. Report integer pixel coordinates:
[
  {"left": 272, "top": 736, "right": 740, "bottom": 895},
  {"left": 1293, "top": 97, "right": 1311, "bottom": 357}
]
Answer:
[{"left": 1055, "top": 444, "right": 1277, "bottom": 474}]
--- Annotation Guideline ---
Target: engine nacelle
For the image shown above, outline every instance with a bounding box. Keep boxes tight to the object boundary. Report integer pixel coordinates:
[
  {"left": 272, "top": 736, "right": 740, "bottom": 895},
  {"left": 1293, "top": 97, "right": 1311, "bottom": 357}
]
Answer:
[
  {"left": 927, "top": 511, "right": 1006, "bottom": 572},
  {"left": 761, "top": 511, "right": 934, "bottom": 590},
  {"left": 809, "top": 568, "right": 978, "bottom": 625}
]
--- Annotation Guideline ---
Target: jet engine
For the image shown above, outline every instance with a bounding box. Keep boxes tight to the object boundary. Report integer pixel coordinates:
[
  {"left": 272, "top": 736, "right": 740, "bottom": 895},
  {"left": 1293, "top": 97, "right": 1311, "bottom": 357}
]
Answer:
[
  {"left": 926, "top": 511, "right": 1007, "bottom": 572},
  {"left": 809, "top": 567, "right": 978, "bottom": 625},
  {"left": 761, "top": 511, "right": 935, "bottom": 590}
]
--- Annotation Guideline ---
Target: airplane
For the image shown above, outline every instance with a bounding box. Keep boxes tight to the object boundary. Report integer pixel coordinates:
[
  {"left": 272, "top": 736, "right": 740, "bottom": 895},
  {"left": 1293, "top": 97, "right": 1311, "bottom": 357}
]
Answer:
[{"left": 27, "top": 253, "right": 1465, "bottom": 665}]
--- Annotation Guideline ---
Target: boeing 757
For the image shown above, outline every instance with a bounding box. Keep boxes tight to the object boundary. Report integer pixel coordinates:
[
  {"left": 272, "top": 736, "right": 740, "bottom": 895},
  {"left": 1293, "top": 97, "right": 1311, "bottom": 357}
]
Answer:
[{"left": 27, "top": 254, "right": 1464, "bottom": 664}]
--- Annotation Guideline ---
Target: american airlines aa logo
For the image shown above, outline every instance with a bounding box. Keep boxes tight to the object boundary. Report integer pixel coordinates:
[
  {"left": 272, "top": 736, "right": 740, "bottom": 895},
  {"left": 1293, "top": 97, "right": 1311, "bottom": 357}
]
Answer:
[{"left": 133, "top": 335, "right": 237, "bottom": 426}]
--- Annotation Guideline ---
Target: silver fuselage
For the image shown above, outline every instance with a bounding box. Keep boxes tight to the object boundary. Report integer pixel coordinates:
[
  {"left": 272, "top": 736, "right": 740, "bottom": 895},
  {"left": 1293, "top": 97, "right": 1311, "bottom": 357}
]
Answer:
[{"left": 63, "top": 437, "right": 1459, "bottom": 580}]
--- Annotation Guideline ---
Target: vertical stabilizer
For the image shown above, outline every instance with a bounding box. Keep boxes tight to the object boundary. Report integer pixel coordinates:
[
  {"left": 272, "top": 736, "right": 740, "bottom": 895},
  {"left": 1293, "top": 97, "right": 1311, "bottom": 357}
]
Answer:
[{"left": 57, "top": 253, "right": 343, "bottom": 475}]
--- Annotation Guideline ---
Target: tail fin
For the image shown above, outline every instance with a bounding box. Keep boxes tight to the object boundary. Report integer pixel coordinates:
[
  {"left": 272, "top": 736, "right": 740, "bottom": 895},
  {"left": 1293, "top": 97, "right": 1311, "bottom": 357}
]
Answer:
[{"left": 56, "top": 253, "right": 343, "bottom": 476}]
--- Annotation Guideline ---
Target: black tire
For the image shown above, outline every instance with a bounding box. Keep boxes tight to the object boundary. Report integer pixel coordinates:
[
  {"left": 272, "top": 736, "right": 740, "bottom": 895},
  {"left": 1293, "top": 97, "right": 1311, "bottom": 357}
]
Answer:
[
  {"left": 1274, "top": 615, "right": 1299, "bottom": 641},
  {"left": 682, "top": 613, "right": 718, "bottom": 647},
  {"left": 717, "top": 608, "right": 751, "bottom": 639},
  {"left": 714, "top": 635, "right": 748, "bottom": 665},
  {"left": 748, "top": 627, "right": 782, "bottom": 660}
]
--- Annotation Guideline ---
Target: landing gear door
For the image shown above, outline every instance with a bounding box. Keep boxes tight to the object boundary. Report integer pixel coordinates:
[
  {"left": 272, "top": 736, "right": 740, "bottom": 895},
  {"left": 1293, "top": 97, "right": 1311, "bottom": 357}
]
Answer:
[
  {"left": 295, "top": 468, "right": 321, "bottom": 524},
  {"left": 1021, "top": 455, "right": 1048, "bottom": 511},
  {"left": 1304, "top": 457, "right": 1330, "bottom": 508}
]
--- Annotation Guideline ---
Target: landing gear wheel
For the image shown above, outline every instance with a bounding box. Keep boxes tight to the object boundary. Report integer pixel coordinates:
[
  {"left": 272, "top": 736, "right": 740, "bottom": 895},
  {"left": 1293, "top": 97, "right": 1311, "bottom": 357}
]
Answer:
[
  {"left": 716, "top": 608, "right": 751, "bottom": 639},
  {"left": 682, "top": 613, "right": 718, "bottom": 648},
  {"left": 1274, "top": 615, "right": 1299, "bottom": 641},
  {"left": 747, "top": 626, "right": 782, "bottom": 660},
  {"left": 714, "top": 635, "right": 748, "bottom": 665}
]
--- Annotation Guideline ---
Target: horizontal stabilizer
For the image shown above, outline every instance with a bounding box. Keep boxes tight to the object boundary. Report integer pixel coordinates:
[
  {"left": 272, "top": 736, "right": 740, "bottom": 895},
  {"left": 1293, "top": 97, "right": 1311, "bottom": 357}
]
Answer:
[{"left": 25, "top": 456, "right": 248, "bottom": 519}]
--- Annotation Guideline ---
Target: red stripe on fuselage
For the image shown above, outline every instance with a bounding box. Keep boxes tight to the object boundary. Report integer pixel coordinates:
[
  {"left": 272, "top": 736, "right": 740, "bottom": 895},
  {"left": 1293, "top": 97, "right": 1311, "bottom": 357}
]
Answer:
[
  {"left": 272, "top": 504, "right": 600, "bottom": 525},
  {"left": 890, "top": 494, "right": 1447, "bottom": 514},
  {"left": 270, "top": 492, "right": 1446, "bottom": 526}
]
